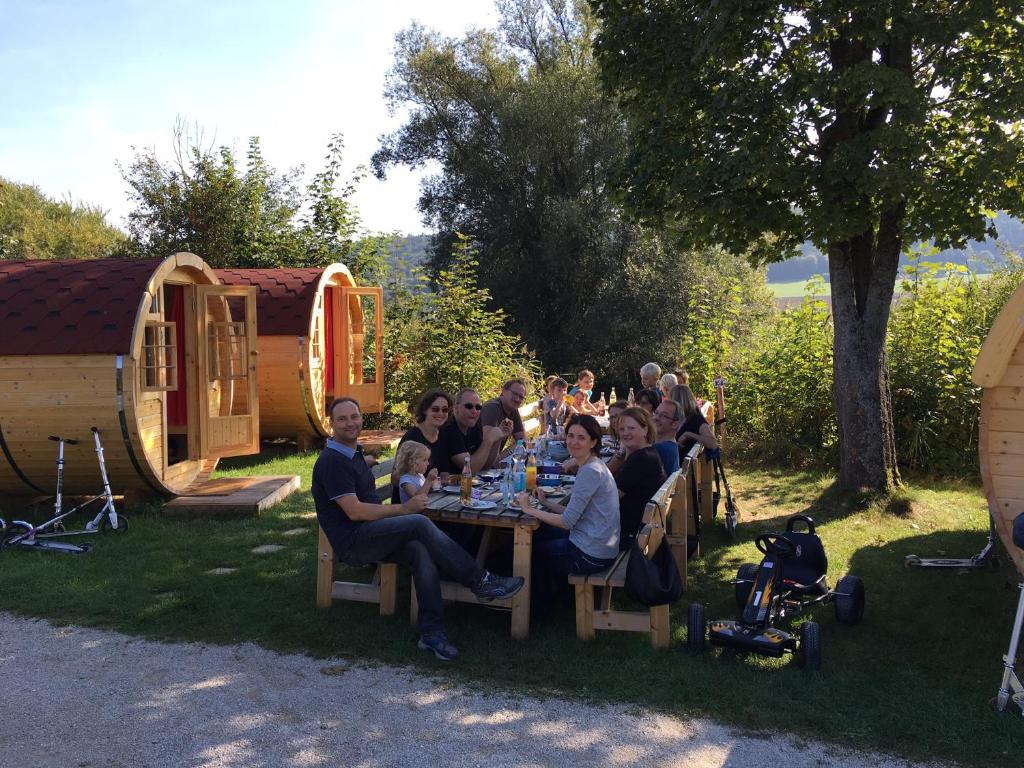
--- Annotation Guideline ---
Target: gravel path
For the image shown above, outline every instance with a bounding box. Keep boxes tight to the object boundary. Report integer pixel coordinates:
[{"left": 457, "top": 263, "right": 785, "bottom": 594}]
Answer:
[{"left": 0, "top": 613, "right": 941, "bottom": 768}]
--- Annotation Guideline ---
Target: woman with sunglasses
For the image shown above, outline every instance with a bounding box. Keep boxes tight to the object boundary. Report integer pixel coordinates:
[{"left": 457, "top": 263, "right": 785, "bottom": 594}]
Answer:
[{"left": 391, "top": 388, "right": 472, "bottom": 503}]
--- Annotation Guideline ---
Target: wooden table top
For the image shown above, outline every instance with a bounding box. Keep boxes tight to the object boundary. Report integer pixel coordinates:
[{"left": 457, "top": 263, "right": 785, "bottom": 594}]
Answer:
[{"left": 424, "top": 480, "right": 547, "bottom": 529}]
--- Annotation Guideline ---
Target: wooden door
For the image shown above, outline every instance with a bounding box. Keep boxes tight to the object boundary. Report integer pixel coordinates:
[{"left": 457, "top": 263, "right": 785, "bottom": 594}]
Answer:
[
  {"left": 196, "top": 285, "right": 260, "bottom": 458},
  {"left": 333, "top": 286, "right": 384, "bottom": 413}
]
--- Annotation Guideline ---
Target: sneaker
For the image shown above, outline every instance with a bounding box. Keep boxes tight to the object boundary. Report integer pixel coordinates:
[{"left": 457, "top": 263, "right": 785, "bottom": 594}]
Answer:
[
  {"left": 472, "top": 571, "right": 525, "bottom": 602},
  {"left": 418, "top": 631, "right": 459, "bottom": 661}
]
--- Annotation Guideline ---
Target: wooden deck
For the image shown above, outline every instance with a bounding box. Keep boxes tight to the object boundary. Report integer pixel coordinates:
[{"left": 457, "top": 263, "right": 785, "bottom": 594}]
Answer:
[
  {"left": 359, "top": 429, "right": 404, "bottom": 455},
  {"left": 162, "top": 475, "right": 301, "bottom": 519}
]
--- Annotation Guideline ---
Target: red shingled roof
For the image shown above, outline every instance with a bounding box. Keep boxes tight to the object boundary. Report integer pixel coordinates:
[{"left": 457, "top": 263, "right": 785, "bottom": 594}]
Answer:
[
  {"left": 0, "top": 259, "right": 162, "bottom": 356},
  {"left": 215, "top": 268, "right": 324, "bottom": 336}
]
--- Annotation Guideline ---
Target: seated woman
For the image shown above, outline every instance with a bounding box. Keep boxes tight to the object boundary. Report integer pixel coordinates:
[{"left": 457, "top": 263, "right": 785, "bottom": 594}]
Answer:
[
  {"left": 518, "top": 414, "right": 619, "bottom": 610},
  {"left": 606, "top": 401, "right": 626, "bottom": 443},
  {"left": 606, "top": 406, "right": 667, "bottom": 550},
  {"left": 391, "top": 388, "right": 470, "bottom": 503},
  {"left": 635, "top": 387, "right": 661, "bottom": 413},
  {"left": 568, "top": 369, "right": 602, "bottom": 415},
  {"left": 667, "top": 384, "right": 719, "bottom": 459}
]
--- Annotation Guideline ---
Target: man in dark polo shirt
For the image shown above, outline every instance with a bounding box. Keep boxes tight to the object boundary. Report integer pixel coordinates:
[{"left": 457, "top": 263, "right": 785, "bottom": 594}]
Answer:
[
  {"left": 312, "top": 397, "right": 524, "bottom": 662},
  {"left": 444, "top": 387, "right": 512, "bottom": 474},
  {"left": 480, "top": 378, "right": 527, "bottom": 462}
]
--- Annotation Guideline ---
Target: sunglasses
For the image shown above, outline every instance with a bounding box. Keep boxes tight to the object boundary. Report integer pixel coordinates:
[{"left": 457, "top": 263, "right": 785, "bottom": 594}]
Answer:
[
  {"left": 463, "top": 403, "right": 483, "bottom": 411},
  {"left": 429, "top": 406, "right": 449, "bottom": 414}
]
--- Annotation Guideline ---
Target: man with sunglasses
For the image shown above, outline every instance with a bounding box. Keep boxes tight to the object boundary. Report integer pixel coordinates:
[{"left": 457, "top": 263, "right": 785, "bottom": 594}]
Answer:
[
  {"left": 444, "top": 388, "right": 512, "bottom": 475},
  {"left": 480, "top": 378, "right": 528, "bottom": 460}
]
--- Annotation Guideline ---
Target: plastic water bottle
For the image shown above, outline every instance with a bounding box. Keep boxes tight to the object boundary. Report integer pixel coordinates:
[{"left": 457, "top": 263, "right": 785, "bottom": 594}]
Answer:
[
  {"left": 501, "top": 462, "right": 514, "bottom": 507},
  {"left": 513, "top": 444, "right": 527, "bottom": 493}
]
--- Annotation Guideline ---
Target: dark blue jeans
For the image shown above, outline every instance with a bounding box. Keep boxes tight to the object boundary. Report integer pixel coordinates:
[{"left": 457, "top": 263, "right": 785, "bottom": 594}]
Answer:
[
  {"left": 532, "top": 531, "right": 615, "bottom": 613},
  {"left": 335, "top": 514, "right": 484, "bottom": 636}
]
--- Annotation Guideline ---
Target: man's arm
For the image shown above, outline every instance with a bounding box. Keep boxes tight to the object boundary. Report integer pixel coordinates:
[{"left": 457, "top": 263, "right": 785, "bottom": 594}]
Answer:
[
  {"left": 336, "top": 492, "right": 426, "bottom": 521},
  {"left": 473, "top": 422, "right": 512, "bottom": 471}
]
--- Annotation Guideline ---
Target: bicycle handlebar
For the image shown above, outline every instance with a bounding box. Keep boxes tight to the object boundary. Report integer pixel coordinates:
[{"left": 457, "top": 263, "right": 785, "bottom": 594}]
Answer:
[{"left": 48, "top": 435, "right": 79, "bottom": 445}]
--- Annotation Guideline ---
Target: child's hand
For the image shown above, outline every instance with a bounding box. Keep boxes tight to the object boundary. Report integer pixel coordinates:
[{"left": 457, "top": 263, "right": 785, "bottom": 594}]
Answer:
[{"left": 426, "top": 468, "right": 439, "bottom": 483}]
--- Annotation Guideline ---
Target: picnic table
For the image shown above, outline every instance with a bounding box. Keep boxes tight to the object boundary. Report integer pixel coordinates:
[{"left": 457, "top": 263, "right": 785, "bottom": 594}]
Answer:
[{"left": 422, "top": 481, "right": 542, "bottom": 640}]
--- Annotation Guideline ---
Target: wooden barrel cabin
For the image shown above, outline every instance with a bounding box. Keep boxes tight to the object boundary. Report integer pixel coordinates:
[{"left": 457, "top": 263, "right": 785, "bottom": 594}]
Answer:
[
  {"left": 215, "top": 265, "right": 384, "bottom": 448},
  {"left": 974, "top": 281, "right": 1024, "bottom": 577},
  {"left": 0, "top": 254, "right": 259, "bottom": 499}
]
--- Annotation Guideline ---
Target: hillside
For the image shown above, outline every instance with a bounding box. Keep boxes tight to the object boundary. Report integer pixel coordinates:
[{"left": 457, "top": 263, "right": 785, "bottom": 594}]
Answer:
[{"left": 766, "top": 213, "right": 1023, "bottom": 282}]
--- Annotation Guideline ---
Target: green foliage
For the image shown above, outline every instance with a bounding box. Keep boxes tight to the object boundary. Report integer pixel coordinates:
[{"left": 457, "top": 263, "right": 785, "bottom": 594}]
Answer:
[
  {"left": 679, "top": 247, "right": 775, "bottom": 395},
  {"left": 121, "top": 126, "right": 365, "bottom": 269},
  {"left": 724, "top": 278, "right": 837, "bottom": 465},
  {"left": 0, "top": 177, "right": 126, "bottom": 260},
  {"left": 373, "top": 0, "right": 700, "bottom": 381},
  {"left": 378, "top": 234, "right": 541, "bottom": 424},
  {"left": 888, "top": 254, "right": 1024, "bottom": 473}
]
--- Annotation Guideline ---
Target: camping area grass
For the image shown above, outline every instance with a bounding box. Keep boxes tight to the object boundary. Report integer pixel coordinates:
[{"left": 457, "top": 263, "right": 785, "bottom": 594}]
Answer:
[{"left": 1, "top": 448, "right": 1022, "bottom": 766}]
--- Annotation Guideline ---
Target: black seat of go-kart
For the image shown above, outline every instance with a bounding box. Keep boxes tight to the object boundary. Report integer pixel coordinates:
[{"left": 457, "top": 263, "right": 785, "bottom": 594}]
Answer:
[{"left": 777, "top": 531, "right": 828, "bottom": 594}]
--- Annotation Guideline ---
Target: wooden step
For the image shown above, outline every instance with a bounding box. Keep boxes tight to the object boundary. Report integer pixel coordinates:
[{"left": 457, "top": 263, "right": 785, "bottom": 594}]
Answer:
[{"left": 162, "top": 475, "right": 300, "bottom": 519}]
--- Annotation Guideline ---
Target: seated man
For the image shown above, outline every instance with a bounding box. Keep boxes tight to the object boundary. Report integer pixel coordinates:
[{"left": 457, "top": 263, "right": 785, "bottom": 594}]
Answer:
[
  {"left": 652, "top": 399, "right": 682, "bottom": 474},
  {"left": 313, "top": 397, "right": 524, "bottom": 662},
  {"left": 444, "top": 387, "right": 512, "bottom": 474},
  {"left": 481, "top": 378, "right": 528, "bottom": 460}
]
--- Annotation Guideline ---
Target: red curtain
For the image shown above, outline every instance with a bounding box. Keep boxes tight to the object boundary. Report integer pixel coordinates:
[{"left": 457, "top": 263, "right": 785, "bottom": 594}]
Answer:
[
  {"left": 166, "top": 285, "right": 188, "bottom": 426},
  {"left": 324, "top": 287, "right": 336, "bottom": 393}
]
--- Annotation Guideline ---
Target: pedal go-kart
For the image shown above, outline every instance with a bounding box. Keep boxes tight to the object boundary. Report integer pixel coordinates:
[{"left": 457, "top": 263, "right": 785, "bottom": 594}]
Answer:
[{"left": 687, "top": 515, "right": 865, "bottom": 671}]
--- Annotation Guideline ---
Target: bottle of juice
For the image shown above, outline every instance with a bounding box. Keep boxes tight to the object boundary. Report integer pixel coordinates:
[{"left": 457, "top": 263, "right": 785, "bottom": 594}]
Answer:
[
  {"left": 526, "top": 448, "right": 537, "bottom": 491},
  {"left": 609, "top": 388, "right": 618, "bottom": 405},
  {"left": 460, "top": 455, "right": 473, "bottom": 505}
]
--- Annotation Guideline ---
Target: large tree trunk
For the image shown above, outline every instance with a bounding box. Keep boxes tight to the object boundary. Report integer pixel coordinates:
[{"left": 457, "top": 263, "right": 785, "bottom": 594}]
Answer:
[{"left": 827, "top": 207, "right": 904, "bottom": 492}]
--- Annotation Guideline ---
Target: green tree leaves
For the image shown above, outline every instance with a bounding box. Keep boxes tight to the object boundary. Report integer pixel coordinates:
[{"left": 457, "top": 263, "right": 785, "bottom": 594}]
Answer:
[
  {"left": 0, "top": 178, "right": 125, "bottom": 260},
  {"left": 121, "top": 126, "right": 365, "bottom": 269}
]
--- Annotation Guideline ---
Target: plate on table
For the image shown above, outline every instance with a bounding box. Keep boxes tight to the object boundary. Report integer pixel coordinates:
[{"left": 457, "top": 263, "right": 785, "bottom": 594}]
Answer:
[
  {"left": 478, "top": 470, "right": 501, "bottom": 482},
  {"left": 463, "top": 499, "right": 497, "bottom": 511},
  {"left": 442, "top": 485, "right": 463, "bottom": 494},
  {"left": 559, "top": 474, "right": 576, "bottom": 484}
]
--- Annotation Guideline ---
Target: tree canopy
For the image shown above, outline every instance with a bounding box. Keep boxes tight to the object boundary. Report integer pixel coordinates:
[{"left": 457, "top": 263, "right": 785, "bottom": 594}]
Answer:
[
  {"left": 0, "top": 178, "right": 125, "bottom": 260},
  {"left": 121, "top": 127, "right": 369, "bottom": 270},
  {"left": 373, "top": 0, "right": 737, "bottom": 382},
  {"left": 592, "top": 0, "right": 1024, "bottom": 489}
]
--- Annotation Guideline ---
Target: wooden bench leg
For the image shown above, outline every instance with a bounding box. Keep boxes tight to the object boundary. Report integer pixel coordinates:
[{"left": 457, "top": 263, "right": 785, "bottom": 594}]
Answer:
[
  {"left": 510, "top": 522, "right": 532, "bottom": 640},
  {"left": 650, "top": 604, "right": 671, "bottom": 649},
  {"left": 316, "top": 528, "right": 335, "bottom": 609},
  {"left": 575, "top": 584, "right": 595, "bottom": 640},
  {"left": 379, "top": 563, "right": 398, "bottom": 616},
  {"left": 409, "top": 578, "right": 419, "bottom": 626}
]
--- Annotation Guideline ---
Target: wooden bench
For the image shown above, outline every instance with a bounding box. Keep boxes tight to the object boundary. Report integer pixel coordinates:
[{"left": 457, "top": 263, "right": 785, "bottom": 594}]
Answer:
[
  {"left": 315, "top": 456, "right": 400, "bottom": 614},
  {"left": 570, "top": 442, "right": 709, "bottom": 648},
  {"left": 570, "top": 470, "right": 680, "bottom": 649},
  {"left": 519, "top": 400, "right": 543, "bottom": 439}
]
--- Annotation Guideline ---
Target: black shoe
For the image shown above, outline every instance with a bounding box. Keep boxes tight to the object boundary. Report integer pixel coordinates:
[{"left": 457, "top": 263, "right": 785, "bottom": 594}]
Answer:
[
  {"left": 472, "top": 571, "right": 525, "bottom": 602},
  {"left": 418, "top": 631, "right": 459, "bottom": 661}
]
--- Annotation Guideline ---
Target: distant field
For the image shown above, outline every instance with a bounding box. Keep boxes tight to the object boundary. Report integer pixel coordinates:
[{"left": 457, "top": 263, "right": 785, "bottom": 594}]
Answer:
[
  {"left": 769, "top": 279, "right": 831, "bottom": 298},
  {"left": 769, "top": 273, "right": 991, "bottom": 299}
]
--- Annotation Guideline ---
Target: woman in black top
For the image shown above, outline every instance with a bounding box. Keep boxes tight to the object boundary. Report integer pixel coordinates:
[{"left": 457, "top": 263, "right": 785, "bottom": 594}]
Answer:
[
  {"left": 608, "top": 406, "right": 667, "bottom": 550},
  {"left": 391, "top": 389, "right": 470, "bottom": 503}
]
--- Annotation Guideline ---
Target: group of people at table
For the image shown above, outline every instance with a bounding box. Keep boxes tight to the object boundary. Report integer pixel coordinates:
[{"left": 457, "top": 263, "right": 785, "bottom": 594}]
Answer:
[{"left": 311, "top": 363, "right": 718, "bottom": 661}]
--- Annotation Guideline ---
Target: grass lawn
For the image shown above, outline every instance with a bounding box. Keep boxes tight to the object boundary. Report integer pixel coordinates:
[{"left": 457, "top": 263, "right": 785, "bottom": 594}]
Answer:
[{"left": 1, "top": 448, "right": 1022, "bottom": 766}]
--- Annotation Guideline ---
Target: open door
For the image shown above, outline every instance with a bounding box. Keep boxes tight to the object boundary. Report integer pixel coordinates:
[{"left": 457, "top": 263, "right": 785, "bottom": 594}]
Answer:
[
  {"left": 332, "top": 286, "right": 384, "bottom": 413},
  {"left": 196, "top": 285, "right": 260, "bottom": 458}
]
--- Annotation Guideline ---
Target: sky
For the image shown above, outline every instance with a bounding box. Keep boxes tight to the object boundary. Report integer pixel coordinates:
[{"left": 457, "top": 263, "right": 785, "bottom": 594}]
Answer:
[{"left": 0, "top": 0, "right": 500, "bottom": 235}]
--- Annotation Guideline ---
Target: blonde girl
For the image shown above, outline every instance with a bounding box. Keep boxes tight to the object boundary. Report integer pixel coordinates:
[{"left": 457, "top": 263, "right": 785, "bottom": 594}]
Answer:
[{"left": 394, "top": 441, "right": 437, "bottom": 504}]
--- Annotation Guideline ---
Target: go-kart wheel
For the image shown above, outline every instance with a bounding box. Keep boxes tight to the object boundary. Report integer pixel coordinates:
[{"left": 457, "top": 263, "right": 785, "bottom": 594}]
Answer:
[
  {"left": 100, "top": 513, "right": 129, "bottom": 534},
  {"left": 755, "top": 534, "right": 797, "bottom": 558},
  {"left": 834, "top": 575, "right": 865, "bottom": 625},
  {"left": 687, "top": 603, "right": 706, "bottom": 652},
  {"left": 799, "top": 621, "right": 821, "bottom": 671},
  {"left": 734, "top": 563, "right": 759, "bottom": 608}
]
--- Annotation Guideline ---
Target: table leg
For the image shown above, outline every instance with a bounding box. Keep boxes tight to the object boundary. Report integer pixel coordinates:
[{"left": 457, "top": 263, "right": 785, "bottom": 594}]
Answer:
[{"left": 511, "top": 522, "right": 533, "bottom": 640}]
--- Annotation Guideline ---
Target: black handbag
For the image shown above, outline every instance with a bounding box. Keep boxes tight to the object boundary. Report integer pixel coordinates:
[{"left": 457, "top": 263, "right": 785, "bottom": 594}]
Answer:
[{"left": 624, "top": 531, "right": 684, "bottom": 606}]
